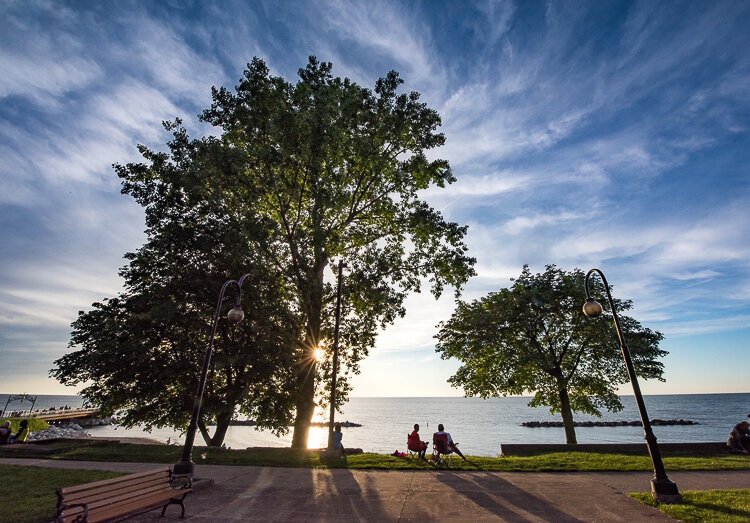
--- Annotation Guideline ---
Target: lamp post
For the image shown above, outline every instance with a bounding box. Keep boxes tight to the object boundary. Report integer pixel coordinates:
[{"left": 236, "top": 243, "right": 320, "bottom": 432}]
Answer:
[
  {"left": 327, "top": 259, "right": 346, "bottom": 451},
  {"left": 173, "top": 274, "right": 252, "bottom": 477},
  {"left": 583, "top": 268, "right": 682, "bottom": 503}
]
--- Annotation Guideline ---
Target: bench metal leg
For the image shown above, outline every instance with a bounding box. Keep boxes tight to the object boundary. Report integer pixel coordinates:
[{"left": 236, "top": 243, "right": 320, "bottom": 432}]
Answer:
[{"left": 161, "top": 496, "right": 187, "bottom": 519}]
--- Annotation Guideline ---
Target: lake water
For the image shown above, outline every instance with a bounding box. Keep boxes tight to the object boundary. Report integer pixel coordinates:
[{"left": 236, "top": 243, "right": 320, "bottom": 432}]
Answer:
[{"left": 2, "top": 393, "right": 747, "bottom": 456}]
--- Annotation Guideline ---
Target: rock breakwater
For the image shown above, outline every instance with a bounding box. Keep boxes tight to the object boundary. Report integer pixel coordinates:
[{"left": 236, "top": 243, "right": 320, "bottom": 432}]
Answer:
[
  {"left": 521, "top": 419, "right": 698, "bottom": 428},
  {"left": 28, "top": 423, "right": 90, "bottom": 440}
]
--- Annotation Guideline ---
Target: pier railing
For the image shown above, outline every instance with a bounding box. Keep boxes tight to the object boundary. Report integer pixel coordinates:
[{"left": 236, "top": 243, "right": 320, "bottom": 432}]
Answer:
[{"left": 1, "top": 407, "right": 100, "bottom": 422}]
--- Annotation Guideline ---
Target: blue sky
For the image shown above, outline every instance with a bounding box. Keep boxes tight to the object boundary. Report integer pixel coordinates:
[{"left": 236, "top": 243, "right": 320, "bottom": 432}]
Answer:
[{"left": 1, "top": 1, "right": 749, "bottom": 397}]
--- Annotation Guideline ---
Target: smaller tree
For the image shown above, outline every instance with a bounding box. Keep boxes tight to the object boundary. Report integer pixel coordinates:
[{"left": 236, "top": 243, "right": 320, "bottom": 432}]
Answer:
[{"left": 435, "top": 265, "right": 667, "bottom": 444}]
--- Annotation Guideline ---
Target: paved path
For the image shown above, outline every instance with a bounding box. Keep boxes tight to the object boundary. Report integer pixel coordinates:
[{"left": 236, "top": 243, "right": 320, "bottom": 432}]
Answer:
[{"left": 3, "top": 458, "right": 748, "bottom": 521}]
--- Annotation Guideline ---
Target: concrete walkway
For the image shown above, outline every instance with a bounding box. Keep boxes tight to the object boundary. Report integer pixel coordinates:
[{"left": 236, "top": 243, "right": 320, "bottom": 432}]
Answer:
[{"left": 2, "top": 458, "right": 747, "bottom": 522}]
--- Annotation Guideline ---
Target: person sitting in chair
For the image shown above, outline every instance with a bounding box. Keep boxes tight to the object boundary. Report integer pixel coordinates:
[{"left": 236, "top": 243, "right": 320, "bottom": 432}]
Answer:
[
  {"left": 408, "top": 424, "right": 428, "bottom": 459},
  {"left": 333, "top": 422, "right": 344, "bottom": 456},
  {"left": 433, "top": 423, "right": 467, "bottom": 461},
  {"left": 9, "top": 419, "right": 29, "bottom": 444},
  {"left": 728, "top": 420, "right": 750, "bottom": 453},
  {"left": 0, "top": 421, "right": 11, "bottom": 445}
]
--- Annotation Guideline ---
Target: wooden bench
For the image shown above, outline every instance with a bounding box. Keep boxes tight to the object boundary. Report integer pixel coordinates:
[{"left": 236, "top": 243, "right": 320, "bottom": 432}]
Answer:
[{"left": 55, "top": 467, "right": 192, "bottom": 522}]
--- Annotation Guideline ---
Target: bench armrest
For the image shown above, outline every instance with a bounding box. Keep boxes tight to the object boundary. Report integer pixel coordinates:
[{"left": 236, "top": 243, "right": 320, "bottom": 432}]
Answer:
[
  {"left": 170, "top": 474, "right": 193, "bottom": 490},
  {"left": 56, "top": 502, "right": 89, "bottom": 523}
]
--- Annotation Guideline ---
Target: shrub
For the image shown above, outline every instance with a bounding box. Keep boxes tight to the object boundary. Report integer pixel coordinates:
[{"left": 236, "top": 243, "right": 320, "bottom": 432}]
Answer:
[{"left": 0, "top": 417, "right": 49, "bottom": 433}]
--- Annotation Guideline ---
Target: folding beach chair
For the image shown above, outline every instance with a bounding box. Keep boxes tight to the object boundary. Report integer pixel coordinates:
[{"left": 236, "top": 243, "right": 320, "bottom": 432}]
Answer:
[
  {"left": 407, "top": 433, "right": 428, "bottom": 459},
  {"left": 432, "top": 433, "right": 455, "bottom": 466}
]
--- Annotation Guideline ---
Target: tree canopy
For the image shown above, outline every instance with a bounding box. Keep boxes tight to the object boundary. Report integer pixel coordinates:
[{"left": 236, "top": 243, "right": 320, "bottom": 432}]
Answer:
[
  {"left": 200, "top": 57, "right": 476, "bottom": 447},
  {"left": 52, "top": 127, "right": 301, "bottom": 446},
  {"left": 435, "top": 265, "right": 666, "bottom": 444},
  {"left": 53, "top": 56, "right": 475, "bottom": 449}
]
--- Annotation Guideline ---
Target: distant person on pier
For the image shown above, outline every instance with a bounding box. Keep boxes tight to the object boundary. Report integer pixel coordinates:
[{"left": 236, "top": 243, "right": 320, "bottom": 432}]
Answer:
[
  {"left": 9, "top": 420, "right": 29, "bottom": 443},
  {"left": 407, "top": 424, "right": 428, "bottom": 459},
  {"left": 727, "top": 420, "right": 750, "bottom": 454},
  {"left": 433, "top": 423, "right": 467, "bottom": 461},
  {"left": 0, "top": 421, "right": 11, "bottom": 444}
]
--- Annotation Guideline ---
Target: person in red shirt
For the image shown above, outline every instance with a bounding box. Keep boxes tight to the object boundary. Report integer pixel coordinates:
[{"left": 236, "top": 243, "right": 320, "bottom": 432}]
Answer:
[{"left": 408, "top": 423, "right": 428, "bottom": 459}]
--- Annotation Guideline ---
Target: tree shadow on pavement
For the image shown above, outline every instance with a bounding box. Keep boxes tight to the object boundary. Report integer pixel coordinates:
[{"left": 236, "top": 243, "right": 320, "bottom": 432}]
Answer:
[
  {"left": 430, "top": 471, "right": 585, "bottom": 522},
  {"left": 326, "top": 467, "right": 403, "bottom": 521}
]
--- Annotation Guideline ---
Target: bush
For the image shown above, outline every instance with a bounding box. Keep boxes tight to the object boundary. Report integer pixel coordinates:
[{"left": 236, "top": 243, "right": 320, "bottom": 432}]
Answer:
[{"left": 0, "top": 417, "right": 49, "bottom": 433}]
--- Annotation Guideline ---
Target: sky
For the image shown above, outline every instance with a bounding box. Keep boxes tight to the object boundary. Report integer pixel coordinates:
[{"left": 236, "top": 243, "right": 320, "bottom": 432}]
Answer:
[{"left": 1, "top": 0, "right": 749, "bottom": 398}]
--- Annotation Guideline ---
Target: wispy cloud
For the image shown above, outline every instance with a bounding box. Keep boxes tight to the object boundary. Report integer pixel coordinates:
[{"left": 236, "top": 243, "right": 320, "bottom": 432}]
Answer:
[
  {"left": 0, "top": 4, "right": 102, "bottom": 105},
  {"left": 319, "top": 0, "right": 438, "bottom": 86},
  {"left": 1, "top": 1, "right": 749, "bottom": 396}
]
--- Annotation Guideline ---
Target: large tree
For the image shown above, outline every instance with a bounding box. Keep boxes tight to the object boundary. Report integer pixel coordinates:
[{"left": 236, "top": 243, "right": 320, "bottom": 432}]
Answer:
[
  {"left": 52, "top": 127, "right": 301, "bottom": 447},
  {"left": 435, "top": 265, "right": 667, "bottom": 444},
  {"left": 201, "top": 57, "right": 476, "bottom": 447}
]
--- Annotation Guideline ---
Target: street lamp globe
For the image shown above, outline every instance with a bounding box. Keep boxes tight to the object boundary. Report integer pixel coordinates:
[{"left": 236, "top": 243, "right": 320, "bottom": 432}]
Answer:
[
  {"left": 582, "top": 298, "right": 603, "bottom": 318},
  {"left": 227, "top": 306, "right": 245, "bottom": 323}
]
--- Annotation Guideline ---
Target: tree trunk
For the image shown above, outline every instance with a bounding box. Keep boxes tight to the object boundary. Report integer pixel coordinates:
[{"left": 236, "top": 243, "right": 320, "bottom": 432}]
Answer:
[
  {"left": 198, "top": 411, "right": 233, "bottom": 447},
  {"left": 209, "top": 412, "right": 232, "bottom": 447},
  {"left": 558, "top": 384, "right": 577, "bottom": 444},
  {"left": 290, "top": 261, "right": 326, "bottom": 449},
  {"left": 291, "top": 361, "right": 316, "bottom": 448}
]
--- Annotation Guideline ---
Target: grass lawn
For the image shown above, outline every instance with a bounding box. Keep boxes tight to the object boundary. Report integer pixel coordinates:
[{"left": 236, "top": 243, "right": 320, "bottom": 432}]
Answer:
[
  {"left": 1, "top": 439, "right": 750, "bottom": 471},
  {"left": 0, "top": 464, "right": 123, "bottom": 523},
  {"left": 630, "top": 489, "right": 750, "bottom": 523}
]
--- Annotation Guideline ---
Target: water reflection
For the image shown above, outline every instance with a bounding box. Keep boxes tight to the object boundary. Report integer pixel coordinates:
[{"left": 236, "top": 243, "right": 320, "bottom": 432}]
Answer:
[{"left": 88, "top": 421, "right": 333, "bottom": 450}]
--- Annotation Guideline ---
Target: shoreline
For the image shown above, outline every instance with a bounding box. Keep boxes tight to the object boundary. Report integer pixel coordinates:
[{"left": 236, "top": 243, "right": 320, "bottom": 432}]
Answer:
[
  {"left": 81, "top": 439, "right": 731, "bottom": 458},
  {"left": 88, "top": 436, "right": 165, "bottom": 445}
]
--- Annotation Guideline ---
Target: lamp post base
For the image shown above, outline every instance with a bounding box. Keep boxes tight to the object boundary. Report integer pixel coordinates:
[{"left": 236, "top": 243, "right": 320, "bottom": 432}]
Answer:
[
  {"left": 172, "top": 459, "right": 195, "bottom": 477},
  {"left": 651, "top": 477, "right": 682, "bottom": 504}
]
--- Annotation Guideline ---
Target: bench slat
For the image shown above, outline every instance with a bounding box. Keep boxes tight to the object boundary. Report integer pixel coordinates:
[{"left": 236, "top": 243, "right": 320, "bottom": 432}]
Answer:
[
  {"left": 59, "top": 468, "right": 170, "bottom": 495},
  {"left": 62, "top": 475, "right": 171, "bottom": 504},
  {"left": 60, "top": 489, "right": 191, "bottom": 523},
  {"left": 87, "top": 490, "right": 190, "bottom": 523},
  {"left": 61, "top": 485, "right": 174, "bottom": 514},
  {"left": 61, "top": 481, "right": 182, "bottom": 512}
]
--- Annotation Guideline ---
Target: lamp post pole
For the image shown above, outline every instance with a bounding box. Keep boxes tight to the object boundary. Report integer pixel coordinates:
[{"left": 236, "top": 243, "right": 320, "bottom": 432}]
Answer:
[
  {"left": 327, "top": 260, "right": 346, "bottom": 450},
  {"left": 173, "top": 274, "right": 252, "bottom": 477},
  {"left": 583, "top": 268, "right": 681, "bottom": 503}
]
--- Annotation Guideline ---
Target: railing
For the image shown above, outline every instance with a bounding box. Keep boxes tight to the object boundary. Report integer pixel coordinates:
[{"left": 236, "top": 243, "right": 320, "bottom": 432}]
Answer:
[{"left": 1, "top": 407, "right": 100, "bottom": 421}]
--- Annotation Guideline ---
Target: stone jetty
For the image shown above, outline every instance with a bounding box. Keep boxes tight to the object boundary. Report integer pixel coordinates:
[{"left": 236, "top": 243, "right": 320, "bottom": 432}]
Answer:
[{"left": 521, "top": 419, "right": 698, "bottom": 428}]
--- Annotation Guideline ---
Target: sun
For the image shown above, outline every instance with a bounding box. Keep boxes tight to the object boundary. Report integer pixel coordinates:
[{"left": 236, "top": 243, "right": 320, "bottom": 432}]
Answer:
[{"left": 314, "top": 348, "right": 326, "bottom": 362}]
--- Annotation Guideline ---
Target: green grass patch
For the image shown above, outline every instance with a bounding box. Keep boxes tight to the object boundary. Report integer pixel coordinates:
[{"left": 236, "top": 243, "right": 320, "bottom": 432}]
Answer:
[
  {"left": 0, "top": 464, "right": 123, "bottom": 523},
  {"left": 630, "top": 489, "right": 750, "bottom": 522},
  {"left": 2, "top": 440, "right": 750, "bottom": 471}
]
